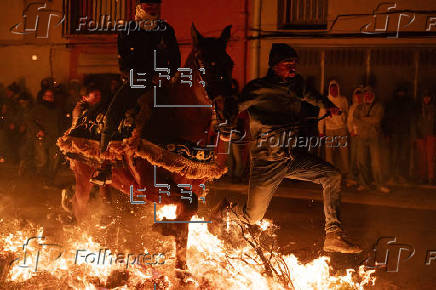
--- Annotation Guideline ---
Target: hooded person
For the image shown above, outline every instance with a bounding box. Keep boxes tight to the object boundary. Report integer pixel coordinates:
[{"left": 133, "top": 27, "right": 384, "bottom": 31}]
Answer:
[
  {"left": 318, "top": 80, "right": 351, "bottom": 184},
  {"left": 211, "top": 43, "right": 362, "bottom": 254},
  {"left": 90, "top": 0, "right": 181, "bottom": 186},
  {"left": 353, "top": 86, "right": 390, "bottom": 193},
  {"left": 347, "top": 86, "right": 364, "bottom": 183}
]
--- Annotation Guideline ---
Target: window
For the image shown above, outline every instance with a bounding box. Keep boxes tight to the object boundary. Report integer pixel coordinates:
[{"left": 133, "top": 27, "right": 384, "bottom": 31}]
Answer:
[
  {"left": 278, "top": 0, "right": 328, "bottom": 29},
  {"left": 63, "top": 0, "right": 135, "bottom": 35}
]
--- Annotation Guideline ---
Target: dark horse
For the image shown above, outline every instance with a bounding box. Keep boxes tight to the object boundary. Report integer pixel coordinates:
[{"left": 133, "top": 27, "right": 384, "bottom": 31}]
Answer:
[{"left": 57, "top": 24, "right": 234, "bottom": 279}]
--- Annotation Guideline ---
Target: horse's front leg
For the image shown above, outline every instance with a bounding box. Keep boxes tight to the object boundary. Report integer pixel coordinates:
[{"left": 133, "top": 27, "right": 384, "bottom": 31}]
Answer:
[
  {"left": 70, "top": 160, "right": 95, "bottom": 222},
  {"left": 153, "top": 191, "right": 199, "bottom": 282}
]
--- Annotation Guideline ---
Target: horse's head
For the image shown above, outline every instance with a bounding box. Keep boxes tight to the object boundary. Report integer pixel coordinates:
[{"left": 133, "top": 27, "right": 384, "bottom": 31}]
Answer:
[{"left": 190, "top": 24, "right": 234, "bottom": 107}]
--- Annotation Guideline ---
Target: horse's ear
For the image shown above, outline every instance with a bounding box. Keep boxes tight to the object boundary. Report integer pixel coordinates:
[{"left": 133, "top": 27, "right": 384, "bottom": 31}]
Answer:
[
  {"left": 220, "top": 25, "right": 232, "bottom": 46},
  {"left": 191, "top": 23, "right": 204, "bottom": 48}
]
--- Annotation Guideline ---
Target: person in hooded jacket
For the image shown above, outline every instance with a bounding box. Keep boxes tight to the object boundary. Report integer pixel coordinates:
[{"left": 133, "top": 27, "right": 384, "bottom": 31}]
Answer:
[
  {"left": 354, "top": 86, "right": 390, "bottom": 193},
  {"left": 347, "top": 86, "right": 364, "bottom": 184},
  {"left": 318, "top": 80, "right": 352, "bottom": 185}
]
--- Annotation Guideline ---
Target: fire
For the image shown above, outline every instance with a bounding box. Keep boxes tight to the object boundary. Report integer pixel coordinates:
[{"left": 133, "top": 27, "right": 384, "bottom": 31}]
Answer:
[
  {"left": 156, "top": 205, "right": 178, "bottom": 220},
  {"left": 186, "top": 217, "right": 376, "bottom": 290},
  {"left": 0, "top": 214, "right": 376, "bottom": 289}
]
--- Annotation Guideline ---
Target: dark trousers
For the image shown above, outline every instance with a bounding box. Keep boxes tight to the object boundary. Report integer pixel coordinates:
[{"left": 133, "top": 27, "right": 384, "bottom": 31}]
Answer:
[
  {"left": 390, "top": 134, "right": 410, "bottom": 180},
  {"left": 241, "top": 151, "right": 342, "bottom": 233}
]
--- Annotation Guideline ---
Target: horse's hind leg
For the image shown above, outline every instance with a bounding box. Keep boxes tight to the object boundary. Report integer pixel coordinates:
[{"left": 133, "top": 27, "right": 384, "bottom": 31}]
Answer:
[
  {"left": 174, "top": 223, "right": 190, "bottom": 279},
  {"left": 70, "top": 160, "right": 94, "bottom": 222}
]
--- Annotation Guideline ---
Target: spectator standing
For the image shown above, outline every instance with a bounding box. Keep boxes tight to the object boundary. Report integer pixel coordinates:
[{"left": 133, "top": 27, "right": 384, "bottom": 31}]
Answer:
[
  {"left": 0, "top": 83, "right": 21, "bottom": 163},
  {"left": 415, "top": 89, "right": 436, "bottom": 184},
  {"left": 16, "top": 92, "right": 34, "bottom": 176},
  {"left": 384, "top": 86, "right": 416, "bottom": 184},
  {"left": 31, "top": 89, "right": 63, "bottom": 186},
  {"left": 354, "top": 86, "right": 390, "bottom": 193},
  {"left": 318, "top": 80, "right": 351, "bottom": 184},
  {"left": 347, "top": 86, "right": 364, "bottom": 185}
]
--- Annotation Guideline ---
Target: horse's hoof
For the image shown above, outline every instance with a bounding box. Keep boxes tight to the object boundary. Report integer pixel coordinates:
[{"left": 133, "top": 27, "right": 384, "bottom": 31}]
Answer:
[
  {"left": 175, "top": 269, "right": 196, "bottom": 286},
  {"left": 152, "top": 221, "right": 178, "bottom": 236}
]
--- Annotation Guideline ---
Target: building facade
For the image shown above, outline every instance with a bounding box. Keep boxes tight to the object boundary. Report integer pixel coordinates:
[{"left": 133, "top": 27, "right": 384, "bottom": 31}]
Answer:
[{"left": 1, "top": 0, "right": 435, "bottom": 99}]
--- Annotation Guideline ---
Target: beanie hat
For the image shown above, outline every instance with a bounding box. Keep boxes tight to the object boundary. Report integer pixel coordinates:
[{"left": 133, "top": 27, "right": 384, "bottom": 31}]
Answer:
[{"left": 268, "top": 43, "right": 298, "bottom": 67}]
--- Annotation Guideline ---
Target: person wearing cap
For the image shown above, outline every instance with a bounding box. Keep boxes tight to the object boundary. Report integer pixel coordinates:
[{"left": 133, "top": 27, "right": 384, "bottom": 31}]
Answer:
[
  {"left": 353, "top": 86, "right": 390, "bottom": 193},
  {"left": 212, "top": 43, "right": 362, "bottom": 254},
  {"left": 90, "top": 0, "right": 181, "bottom": 185}
]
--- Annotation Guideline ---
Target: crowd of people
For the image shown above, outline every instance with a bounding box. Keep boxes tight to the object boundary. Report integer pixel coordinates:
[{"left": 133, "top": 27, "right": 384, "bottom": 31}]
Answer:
[{"left": 0, "top": 77, "right": 119, "bottom": 187}]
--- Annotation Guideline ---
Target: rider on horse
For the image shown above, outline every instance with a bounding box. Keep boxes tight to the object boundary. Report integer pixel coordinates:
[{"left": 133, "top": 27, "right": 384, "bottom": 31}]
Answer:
[{"left": 90, "top": 0, "right": 181, "bottom": 186}]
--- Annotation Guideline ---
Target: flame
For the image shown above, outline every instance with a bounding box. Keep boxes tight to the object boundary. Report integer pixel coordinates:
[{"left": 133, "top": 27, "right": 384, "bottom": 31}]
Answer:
[
  {"left": 0, "top": 214, "right": 376, "bottom": 289},
  {"left": 186, "top": 217, "right": 376, "bottom": 290},
  {"left": 156, "top": 205, "right": 178, "bottom": 220}
]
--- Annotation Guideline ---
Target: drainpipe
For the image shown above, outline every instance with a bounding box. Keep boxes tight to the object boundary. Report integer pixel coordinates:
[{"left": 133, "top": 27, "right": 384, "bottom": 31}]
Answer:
[
  {"left": 413, "top": 50, "right": 419, "bottom": 99},
  {"left": 243, "top": 0, "right": 249, "bottom": 85},
  {"left": 249, "top": 0, "right": 262, "bottom": 80},
  {"left": 320, "top": 50, "right": 325, "bottom": 95},
  {"left": 365, "top": 48, "right": 371, "bottom": 85}
]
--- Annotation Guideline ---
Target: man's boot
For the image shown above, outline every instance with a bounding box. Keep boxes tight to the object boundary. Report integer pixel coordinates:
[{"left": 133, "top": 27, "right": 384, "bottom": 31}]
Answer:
[
  {"left": 89, "top": 133, "right": 112, "bottom": 186},
  {"left": 323, "top": 231, "right": 362, "bottom": 254}
]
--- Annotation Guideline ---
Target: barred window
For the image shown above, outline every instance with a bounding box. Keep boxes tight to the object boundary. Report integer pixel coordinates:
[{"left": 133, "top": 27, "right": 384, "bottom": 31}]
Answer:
[
  {"left": 63, "top": 0, "right": 135, "bottom": 35},
  {"left": 278, "top": 0, "right": 328, "bottom": 29}
]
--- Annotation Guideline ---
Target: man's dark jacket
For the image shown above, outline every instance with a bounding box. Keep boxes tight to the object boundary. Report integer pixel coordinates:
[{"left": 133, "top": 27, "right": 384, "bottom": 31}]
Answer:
[{"left": 237, "top": 71, "right": 332, "bottom": 160}]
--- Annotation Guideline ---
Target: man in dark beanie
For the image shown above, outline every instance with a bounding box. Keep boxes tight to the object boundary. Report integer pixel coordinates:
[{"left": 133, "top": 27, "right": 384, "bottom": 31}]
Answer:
[
  {"left": 90, "top": 0, "right": 181, "bottom": 185},
  {"left": 212, "top": 43, "right": 361, "bottom": 254}
]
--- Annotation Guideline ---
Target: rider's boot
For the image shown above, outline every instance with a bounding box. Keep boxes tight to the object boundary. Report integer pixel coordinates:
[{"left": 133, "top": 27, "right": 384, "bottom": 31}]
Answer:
[{"left": 90, "top": 133, "right": 112, "bottom": 186}]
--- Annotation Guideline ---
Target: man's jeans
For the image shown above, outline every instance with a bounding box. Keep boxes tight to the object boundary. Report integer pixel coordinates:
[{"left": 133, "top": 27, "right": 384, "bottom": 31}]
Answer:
[
  {"left": 241, "top": 150, "right": 342, "bottom": 233},
  {"left": 356, "top": 136, "right": 383, "bottom": 186}
]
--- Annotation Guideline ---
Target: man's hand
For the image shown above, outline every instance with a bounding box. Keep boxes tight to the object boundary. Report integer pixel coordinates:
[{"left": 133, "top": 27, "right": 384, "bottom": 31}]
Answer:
[{"left": 329, "top": 107, "right": 341, "bottom": 116}]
